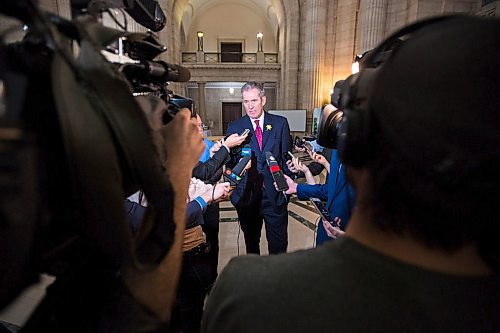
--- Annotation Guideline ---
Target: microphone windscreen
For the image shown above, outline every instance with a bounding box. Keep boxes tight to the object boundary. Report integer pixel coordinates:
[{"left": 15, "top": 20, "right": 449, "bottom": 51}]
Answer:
[
  {"left": 173, "top": 64, "right": 191, "bottom": 82},
  {"left": 242, "top": 145, "right": 251, "bottom": 157}
]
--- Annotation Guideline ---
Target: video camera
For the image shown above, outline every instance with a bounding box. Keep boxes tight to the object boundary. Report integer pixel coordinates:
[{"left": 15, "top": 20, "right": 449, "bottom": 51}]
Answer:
[{"left": 0, "top": 0, "right": 193, "bottom": 330}]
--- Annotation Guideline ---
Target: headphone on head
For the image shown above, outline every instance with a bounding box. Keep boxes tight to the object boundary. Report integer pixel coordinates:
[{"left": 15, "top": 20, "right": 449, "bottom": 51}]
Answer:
[{"left": 317, "top": 15, "right": 458, "bottom": 167}]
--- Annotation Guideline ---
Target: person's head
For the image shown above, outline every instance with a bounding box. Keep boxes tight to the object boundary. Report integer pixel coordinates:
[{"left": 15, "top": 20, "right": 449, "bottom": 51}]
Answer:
[
  {"left": 196, "top": 114, "right": 204, "bottom": 135},
  {"left": 341, "top": 15, "right": 500, "bottom": 261},
  {"left": 241, "top": 81, "right": 266, "bottom": 119}
]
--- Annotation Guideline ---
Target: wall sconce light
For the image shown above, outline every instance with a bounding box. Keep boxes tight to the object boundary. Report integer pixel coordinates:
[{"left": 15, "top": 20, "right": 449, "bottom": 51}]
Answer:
[
  {"left": 229, "top": 88, "right": 235, "bottom": 95},
  {"left": 256, "top": 32, "right": 263, "bottom": 52},
  {"left": 197, "top": 31, "right": 204, "bottom": 51},
  {"left": 351, "top": 60, "right": 360, "bottom": 74}
]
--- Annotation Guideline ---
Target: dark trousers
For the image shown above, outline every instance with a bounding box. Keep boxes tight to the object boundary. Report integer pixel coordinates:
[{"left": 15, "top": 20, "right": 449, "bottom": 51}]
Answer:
[
  {"left": 201, "top": 204, "right": 220, "bottom": 284},
  {"left": 170, "top": 244, "right": 211, "bottom": 333},
  {"left": 236, "top": 192, "right": 288, "bottom": 255}
]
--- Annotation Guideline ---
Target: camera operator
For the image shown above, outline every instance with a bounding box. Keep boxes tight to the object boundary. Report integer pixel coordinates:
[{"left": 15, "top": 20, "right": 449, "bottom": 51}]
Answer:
[{"left": 202, "top": 15, "right": 500, "bottom": 333}]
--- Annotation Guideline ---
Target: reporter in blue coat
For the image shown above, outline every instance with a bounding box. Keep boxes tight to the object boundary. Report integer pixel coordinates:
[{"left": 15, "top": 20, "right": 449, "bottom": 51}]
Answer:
[{"left": 283, "top": 150, "right": 355, "bottom": 246}]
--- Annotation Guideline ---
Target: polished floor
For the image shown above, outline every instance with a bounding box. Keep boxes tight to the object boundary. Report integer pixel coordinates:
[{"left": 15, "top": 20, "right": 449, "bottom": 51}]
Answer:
[{"left": 0, "top": 193, "right": 323, "bottom": 329}]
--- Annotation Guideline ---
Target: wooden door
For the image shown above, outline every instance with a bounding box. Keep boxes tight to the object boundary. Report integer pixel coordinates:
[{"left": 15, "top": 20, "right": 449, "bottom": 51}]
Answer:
[
  {"left": 222, "top": 102, "right": 242, "bottom": 134},
  {"left": 220, "top": 42, "right": 242, "bottom": 62}
]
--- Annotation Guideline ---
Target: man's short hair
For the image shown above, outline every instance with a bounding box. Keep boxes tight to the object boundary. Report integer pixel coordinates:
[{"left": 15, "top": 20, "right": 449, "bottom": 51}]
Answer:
[
  {"left": 356, "top": 16, "right": 500, "bottom": 261},
  {"left": 241, "top": 81, "right": 265, "bottom": 97}
]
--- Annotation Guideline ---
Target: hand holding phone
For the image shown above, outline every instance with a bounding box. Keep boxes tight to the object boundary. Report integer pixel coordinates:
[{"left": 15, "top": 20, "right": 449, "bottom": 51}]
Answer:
[
  {"left": 310, "top": 197, "right": 335, "bottom": 224},
  {"left": 240, "top": 128, "right": 250, "bottom": 137}
]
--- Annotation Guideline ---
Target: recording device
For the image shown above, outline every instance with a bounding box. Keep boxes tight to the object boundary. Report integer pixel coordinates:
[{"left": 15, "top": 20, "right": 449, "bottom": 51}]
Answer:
[
  {"left": 0, "top": 1, "right": 187, "bottom": 327},
  {"left": 316, "top": 30, "right": 404, "bottom": 165},
  {"left": 240, "top": 128, "right": 250, "bottom": 137},
  {"left": 224, "top": 156, "right": 251, "bottom": 186},
  {"left": 310, "top": 197, "right": 336, "bottom": 224},
  {"left": 294, "top": 136, "right": 313, "bottom": 153},
  {"left": 117, "top": 58, "right": 194, "bottom": 125},
  {"left": 265, "top": 152, "right": 289, "bottom": 192},
  {"left": 71, "top": 0, "right": 166, "bottom": 32},
  {"left": 119, "top": 60, "right": 191, "bottom": 84},
  {"left": 241, "top": 144, "right": 251, "bottom": 157},
  {"left": 285, "top": 151, "right": 295, "bottom": 161}
]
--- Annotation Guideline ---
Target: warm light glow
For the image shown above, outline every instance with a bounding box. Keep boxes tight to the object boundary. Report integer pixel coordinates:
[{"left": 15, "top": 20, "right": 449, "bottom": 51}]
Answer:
[
  {"left": 197, "top": 31, "right": 204, "bottom": 51},
  {"left": 329, "top": 88, "right": 334, "bottom": 95},
  {"left": 229, "top": 88, "right": 235, "bottom": 95},
  {"left": 256, "top": 32, "right": 264, "bottom": 52},
  {"left": 351, "top": 61, "right": 360, "bottom": 74}
]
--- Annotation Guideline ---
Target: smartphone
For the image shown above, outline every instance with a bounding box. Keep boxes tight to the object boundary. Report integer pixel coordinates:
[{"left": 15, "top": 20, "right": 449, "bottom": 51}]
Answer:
[
  {"left": 303, "top": 141, "right": 313, "bottom": 153},
  {"left": 287, "top": 151, "right": 295, "bottom": 159},
  {"left": 240, "top": 129, "right": 250, "bottom": 137},
  {"left": 310, "top": 197, "right": 335, "bottom": 224}
]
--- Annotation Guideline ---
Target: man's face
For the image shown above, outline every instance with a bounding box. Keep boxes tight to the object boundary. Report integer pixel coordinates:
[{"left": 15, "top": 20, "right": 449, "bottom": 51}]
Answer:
[
  {"left": 242, "top": 88, "right": 266, "bottom": 119},
  {"left": 196, "top": 115, "right": 204, "bottom": 135}
]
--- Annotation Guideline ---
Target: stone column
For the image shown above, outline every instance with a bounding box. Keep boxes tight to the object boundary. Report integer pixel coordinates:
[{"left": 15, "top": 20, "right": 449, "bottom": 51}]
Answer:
[
  {"left": 359, "top": 0, "right": 388, "bottom": 53},
  {"left": 298, "top": 0, "right": 328, "bottom": 124},
  {"left": 197, "top": 82, "right": 207, "bottom": 122}
]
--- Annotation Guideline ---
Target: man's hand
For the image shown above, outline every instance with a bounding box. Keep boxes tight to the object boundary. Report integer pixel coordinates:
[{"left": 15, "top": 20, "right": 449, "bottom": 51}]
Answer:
[
  {"left": 323, "top": 218, "right": 345, "bottom": 239},
  {"left": 210, "top": 140, "right": 222, "bottom": 157},
  {"left": 274, "top": 174, "right": 297, "bottom": 195},
  {"left": 223, "top": 132, "right": 249, "bottom": 148},
  {"left": 200, "top": 182, "right": 231, "bottom": 204}
]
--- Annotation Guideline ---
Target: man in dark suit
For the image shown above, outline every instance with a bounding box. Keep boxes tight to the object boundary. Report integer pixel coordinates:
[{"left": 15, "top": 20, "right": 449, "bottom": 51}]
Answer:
[{"left": 226, "top": 81, "right": 292, "bottom": 255}]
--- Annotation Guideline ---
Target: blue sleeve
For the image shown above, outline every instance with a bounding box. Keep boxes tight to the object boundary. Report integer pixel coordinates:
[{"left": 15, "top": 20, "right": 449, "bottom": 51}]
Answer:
[
  {"left": 226, "top": 121, "right": 238, "bottom": 136},
  {"left": 186, "top": 200, "right": 204, "bottom": 228},
  {"left": 296, "top": 183, "right": 328, "bottom": 201},
  {"left": 124, "top": 199, "right": 146, "bottom": 234}
]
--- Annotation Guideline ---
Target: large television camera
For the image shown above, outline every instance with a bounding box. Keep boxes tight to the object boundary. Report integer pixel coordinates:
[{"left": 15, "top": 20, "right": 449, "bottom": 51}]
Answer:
[{"left": 0, "top": 0, "right": 192, "bottom": 330}]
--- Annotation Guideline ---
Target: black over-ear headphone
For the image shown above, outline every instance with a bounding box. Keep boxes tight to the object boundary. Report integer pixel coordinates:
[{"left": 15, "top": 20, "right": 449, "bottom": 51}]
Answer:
[{"left": 317, "top": 15, "right": 458, "bottom": 167}]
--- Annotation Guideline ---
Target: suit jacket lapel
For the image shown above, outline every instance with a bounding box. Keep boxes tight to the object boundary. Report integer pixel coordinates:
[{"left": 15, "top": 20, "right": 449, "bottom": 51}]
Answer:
[{"left": 261, "top": 112, "right": 274, "bottom": 152}]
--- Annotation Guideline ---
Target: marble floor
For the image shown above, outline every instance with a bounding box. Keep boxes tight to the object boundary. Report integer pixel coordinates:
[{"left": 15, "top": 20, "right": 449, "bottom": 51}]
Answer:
[{"left": 0, "top": 195, "right": 322, "bottom": 329}]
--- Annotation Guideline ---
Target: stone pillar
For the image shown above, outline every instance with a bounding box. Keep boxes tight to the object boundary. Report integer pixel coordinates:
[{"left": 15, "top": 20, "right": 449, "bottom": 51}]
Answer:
[
  {"left": 298, "top": 0, "right": 328, "bottom": 125},
  {"left": 359, "top": 0, "right": 388, "bottom": 53},
  {"left": 197, "top": 82, "right": 207, "bottom": 122}
]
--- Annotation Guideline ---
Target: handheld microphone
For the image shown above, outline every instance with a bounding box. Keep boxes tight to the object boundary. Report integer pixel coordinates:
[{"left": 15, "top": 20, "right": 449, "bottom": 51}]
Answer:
[
  {"left": 241, "top": 144, "right": 251, "bottom": 157},
  {"left": 265, "top": 152, "right": 289, "bottom": 192},
  {"left": 223, "top": 156, "right": 251, "bottom": 186}
]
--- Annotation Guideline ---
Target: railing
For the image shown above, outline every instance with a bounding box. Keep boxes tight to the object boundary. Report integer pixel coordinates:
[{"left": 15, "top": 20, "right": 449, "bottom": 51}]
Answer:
[{"left": 182, "top": 52, "right": 278, "bottom": 64}]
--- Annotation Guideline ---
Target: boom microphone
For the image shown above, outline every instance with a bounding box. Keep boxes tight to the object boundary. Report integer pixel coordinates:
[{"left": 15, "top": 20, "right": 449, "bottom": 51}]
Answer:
[
  {"left": 265, "top": 152, "right": 289, "bottom": 192},
  {"left": 119, "top": 60, "right": 191, "bottom": 83}
]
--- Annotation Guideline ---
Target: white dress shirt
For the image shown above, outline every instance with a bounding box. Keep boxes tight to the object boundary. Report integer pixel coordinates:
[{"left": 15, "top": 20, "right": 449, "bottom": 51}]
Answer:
[{"left": 251, "top": 112, "right": 265, "bottom": 131}]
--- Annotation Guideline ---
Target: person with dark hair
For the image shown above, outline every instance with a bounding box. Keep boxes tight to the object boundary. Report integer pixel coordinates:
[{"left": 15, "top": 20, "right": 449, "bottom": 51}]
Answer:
[
  {"left": 201, "top": 15, "right": 500, "bottom": 332},
  {"left": 225, "top": 81, "right": 292, "bottom": 255}
]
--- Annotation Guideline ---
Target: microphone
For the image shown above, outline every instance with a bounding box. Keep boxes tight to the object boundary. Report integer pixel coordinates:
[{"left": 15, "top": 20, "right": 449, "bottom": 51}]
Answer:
[
  {"left": 241, "top": 144, "right": 251, "bottom": 157},
  {"left": 224, "top": 156, "right": 251, "bottom": 186},
  {"left": 265, "top": 152, "right": 289, "bottom": 192},
  {"left": 120, "top": 60, "right": 191, "bottom": 83}
]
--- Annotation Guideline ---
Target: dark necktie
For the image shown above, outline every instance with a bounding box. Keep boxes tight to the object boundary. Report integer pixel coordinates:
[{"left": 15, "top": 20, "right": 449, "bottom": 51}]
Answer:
[{"left": 254, "top": 119, "right": 263, "bottom": 151}]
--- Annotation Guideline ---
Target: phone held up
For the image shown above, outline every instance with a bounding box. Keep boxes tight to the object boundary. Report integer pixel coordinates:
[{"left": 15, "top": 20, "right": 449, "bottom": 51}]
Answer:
[{"left": 310, "top": 197, "right": 337, "bottom": 226}]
